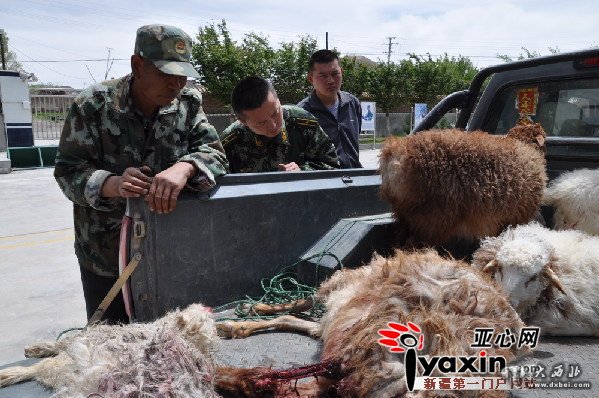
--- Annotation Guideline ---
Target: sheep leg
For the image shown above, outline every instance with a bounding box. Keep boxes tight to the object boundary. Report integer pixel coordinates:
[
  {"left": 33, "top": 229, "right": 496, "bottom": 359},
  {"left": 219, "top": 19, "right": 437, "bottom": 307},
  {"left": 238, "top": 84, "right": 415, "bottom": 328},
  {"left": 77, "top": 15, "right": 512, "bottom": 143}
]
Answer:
[
  {"left": 214, "top": 366, "right": 321, "bottom": 398},
  {"left": 217, "top": 315, "right": 321, "bottom": 339},
  {"left": 242, "top": 298, "right": 314, "bottom": 315},
  {"left": 0, "top": 356, "right": 57, "bottom": 387},
  {"left": 24, "top": 341, "right": 60, "bottom": 358}
]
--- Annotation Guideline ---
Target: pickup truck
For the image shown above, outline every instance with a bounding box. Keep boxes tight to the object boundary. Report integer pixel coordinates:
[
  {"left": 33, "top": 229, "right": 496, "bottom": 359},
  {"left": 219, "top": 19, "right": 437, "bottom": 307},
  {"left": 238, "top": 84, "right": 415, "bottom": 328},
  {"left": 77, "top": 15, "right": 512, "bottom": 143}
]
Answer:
[
  {"left": 125, "top": 49, "right": 599, "bottom": 322},
  {"left": 2, "top": 48, "right": 599, "bottom": 398}
]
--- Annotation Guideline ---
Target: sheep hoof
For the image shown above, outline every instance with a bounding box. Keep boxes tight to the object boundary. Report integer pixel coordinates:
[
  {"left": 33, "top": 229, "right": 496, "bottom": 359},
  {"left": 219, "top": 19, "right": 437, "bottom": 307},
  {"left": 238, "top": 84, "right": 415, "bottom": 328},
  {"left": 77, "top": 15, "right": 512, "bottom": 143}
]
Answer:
[
  {"left": 216, "top": 321, "right": 256, "bottom": 339},
  {"left": 25, "top": 342, "right": 58, "bottom": 358},
  {"left": 216, "top": 321, "right": 235, "bottom": 338}
]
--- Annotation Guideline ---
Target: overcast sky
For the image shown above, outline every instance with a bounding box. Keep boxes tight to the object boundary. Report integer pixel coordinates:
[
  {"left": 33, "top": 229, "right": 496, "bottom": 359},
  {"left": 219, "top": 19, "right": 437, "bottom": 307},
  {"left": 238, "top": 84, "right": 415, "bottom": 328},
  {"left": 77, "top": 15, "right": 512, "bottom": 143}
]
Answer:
[{"left": 1, "top": 0, "right": 597, "bottom": 88}]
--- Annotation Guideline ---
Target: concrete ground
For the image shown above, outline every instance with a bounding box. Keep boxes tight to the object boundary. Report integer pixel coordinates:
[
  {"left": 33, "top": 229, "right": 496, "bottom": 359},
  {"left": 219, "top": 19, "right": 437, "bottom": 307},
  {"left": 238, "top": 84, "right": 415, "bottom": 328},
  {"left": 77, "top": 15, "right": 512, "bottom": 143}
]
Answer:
[{"left": 0, "top": 168, "right": 86, "bottom": 365}]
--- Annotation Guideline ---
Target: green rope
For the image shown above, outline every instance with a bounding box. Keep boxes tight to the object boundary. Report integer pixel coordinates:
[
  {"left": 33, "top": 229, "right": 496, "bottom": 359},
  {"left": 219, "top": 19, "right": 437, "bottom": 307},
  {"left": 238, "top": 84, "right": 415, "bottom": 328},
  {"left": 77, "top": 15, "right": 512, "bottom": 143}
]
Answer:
[
  {"left": 213, "top": 220, "right": 362, "bottom": 322},
  {"left": 213, "top": 253, "right": 338, "bottom": 321},
  {"left": 56, "top": 327, "right": 84, "bottom": 341}
]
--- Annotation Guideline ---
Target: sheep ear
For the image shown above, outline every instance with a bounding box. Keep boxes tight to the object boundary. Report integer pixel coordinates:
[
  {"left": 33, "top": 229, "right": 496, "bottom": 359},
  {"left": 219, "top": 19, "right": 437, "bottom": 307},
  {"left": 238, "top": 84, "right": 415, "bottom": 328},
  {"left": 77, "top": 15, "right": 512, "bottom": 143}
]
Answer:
[
  {"left": 483, "top": 259, "right": 498, "bottom": 273},
  {"left": 535, "top": 134, "right": 545, "bottom": 148},
  {"left": 175, "top": 313, "right": 188, "bottom": 330},
  {"left": 545, "top": 267, "right": 566, "bottom": 295}
]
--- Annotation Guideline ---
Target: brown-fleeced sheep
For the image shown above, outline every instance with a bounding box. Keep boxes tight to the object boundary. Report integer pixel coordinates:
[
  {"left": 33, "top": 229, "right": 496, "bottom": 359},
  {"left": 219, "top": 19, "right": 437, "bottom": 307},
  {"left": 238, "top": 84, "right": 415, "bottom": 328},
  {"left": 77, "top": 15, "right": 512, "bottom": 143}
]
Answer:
[
  {"left": 216, "top": 249, "right": 530, "bottom": 397},
  {"left": 379, "top": 123, "right": 547, "bottom": 246},
  {"left": 0, "top": 304, "right": 220, "bottom": 398}
]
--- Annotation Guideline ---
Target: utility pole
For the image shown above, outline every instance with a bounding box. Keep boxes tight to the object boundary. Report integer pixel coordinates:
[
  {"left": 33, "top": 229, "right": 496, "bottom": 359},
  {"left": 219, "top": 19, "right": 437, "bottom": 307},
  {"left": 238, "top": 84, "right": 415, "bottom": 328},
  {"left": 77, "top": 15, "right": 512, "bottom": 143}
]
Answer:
[
  {"left": 325, "top": 32, "right": 329, "bottom": 50},
  {"left": 0, "top": 29, "right": 6, "bottom": 70},
  {"left": 385, "top": 36, "right": 396, "bottom": 64}
]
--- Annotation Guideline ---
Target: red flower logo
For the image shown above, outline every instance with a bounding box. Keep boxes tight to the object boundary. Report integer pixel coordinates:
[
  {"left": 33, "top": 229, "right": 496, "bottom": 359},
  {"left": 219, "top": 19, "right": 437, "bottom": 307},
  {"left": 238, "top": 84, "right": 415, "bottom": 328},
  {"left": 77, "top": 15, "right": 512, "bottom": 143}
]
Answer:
[{"left": 378, "top": 322, "right": 424, "bottom": 352}]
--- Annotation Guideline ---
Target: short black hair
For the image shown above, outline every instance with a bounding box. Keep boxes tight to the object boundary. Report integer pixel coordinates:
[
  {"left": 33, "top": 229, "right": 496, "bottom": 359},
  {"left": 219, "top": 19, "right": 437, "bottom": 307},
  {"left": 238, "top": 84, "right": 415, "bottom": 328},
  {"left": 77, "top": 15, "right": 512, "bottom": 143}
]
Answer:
[
  {"left": 308, "top": 49, "right": 340, "bottom": 71},
  {"left": 231, "top": 76, "right": 277, "bottom": 117}
]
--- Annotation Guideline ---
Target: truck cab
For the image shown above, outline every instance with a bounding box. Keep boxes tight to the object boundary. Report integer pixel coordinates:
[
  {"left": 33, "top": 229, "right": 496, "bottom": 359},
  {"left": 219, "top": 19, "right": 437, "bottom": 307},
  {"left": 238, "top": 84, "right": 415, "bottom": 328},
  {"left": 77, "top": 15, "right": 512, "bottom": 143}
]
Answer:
[{"left": 415, "top": 49, "right": 599, "bottom": 178}]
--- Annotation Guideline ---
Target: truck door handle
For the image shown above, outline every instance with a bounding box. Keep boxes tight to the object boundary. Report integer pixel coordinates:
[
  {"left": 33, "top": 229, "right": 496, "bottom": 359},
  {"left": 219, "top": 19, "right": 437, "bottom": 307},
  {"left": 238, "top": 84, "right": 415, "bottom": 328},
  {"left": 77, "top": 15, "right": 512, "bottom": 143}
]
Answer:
[{"left": 342, "top": 176, "right": 354, "bottom": 186}]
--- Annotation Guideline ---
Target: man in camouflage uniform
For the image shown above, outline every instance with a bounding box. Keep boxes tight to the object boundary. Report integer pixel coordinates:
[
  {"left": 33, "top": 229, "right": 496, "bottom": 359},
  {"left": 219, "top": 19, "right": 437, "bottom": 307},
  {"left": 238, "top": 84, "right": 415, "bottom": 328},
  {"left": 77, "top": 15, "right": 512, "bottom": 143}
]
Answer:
[
  {"left": 220, "top": 76, "right": 339, "bottom": 173},
  {"left": 54, "top": 24, "right": 228, "bottom": 323}
]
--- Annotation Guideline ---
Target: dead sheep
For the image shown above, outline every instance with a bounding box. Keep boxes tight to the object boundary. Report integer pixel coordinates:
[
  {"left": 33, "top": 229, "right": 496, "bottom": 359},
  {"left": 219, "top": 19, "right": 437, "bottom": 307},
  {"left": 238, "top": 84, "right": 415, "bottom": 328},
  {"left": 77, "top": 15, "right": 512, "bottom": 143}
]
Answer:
[
  {"left": 0, "top": 303, "right": 220, "bottom": 398},
  {"left": 543, "top": 168, "right": 599, "bottom": 235},
  {"left": 472, "top": 222, "right": 599, "bottom": 336},
  {"left": 216, "top": 249, "right": 529, "bottom": 397},
  {"left": 379, "top": 123, "right": 547, "bottom": 246}
]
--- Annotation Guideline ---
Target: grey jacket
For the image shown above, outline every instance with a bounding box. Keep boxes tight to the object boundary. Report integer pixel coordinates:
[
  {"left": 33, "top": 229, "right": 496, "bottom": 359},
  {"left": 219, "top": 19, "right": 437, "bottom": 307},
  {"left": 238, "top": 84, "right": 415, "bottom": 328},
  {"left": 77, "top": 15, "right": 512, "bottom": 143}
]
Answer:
[{"left": 298, "top": 90, "right": 363, "bottom": 168}]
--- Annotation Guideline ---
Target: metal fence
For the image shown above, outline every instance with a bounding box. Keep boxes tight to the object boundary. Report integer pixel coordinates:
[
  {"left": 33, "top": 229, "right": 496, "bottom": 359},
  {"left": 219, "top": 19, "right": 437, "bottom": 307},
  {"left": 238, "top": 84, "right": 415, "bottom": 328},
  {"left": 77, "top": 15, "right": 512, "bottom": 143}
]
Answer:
[
  {"left": 30, "top": 94, "right": 236, "bottom": 141},
  {"left": 29, "top": 94, "right": 456, "bottom": 142},
  {"left": 31, "top": 94, "right": 77, "bottom": 140}
]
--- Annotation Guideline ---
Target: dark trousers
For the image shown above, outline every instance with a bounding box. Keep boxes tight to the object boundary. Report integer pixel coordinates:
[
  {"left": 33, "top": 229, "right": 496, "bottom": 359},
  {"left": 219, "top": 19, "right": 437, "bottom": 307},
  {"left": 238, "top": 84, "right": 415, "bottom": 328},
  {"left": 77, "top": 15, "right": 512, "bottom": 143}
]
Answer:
[{"left": 79, "top": 266, "right": 129, "bottom": 324}]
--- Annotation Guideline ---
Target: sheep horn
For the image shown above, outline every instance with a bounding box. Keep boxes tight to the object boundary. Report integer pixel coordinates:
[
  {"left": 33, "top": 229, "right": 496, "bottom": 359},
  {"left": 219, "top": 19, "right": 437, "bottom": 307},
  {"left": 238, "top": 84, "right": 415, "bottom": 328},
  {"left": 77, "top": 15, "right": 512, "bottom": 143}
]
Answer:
[
  {"left": 483, "top": 259, "right": 498, "bottom": 273},
  {"left": 545, "top": 267, "right": 567, "bottom": 295}
]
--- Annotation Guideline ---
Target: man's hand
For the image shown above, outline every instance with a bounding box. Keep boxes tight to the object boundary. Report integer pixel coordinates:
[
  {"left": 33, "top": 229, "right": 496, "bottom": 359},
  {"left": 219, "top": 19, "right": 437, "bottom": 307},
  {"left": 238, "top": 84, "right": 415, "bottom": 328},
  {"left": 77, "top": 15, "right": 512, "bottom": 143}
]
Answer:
[
  {"left": 101, "top": 166, "right": 152, "bottom": 199},
  {"left": 120, "top": 166, "right": 153, "bottom": 197},
  {"left": 277, "top": 162, "right": 301, "bottom": 172},
  {"left": 146, "top": 162, "right": 196, "bottom": 214}
]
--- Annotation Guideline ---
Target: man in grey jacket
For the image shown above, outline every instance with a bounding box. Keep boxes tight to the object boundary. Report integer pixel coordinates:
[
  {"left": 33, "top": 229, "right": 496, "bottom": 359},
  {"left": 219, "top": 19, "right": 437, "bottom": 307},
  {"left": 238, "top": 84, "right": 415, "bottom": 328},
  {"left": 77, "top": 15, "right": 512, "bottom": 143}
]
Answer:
[{"left": 298, "top": 50, "right": 363, "bottom": 168}]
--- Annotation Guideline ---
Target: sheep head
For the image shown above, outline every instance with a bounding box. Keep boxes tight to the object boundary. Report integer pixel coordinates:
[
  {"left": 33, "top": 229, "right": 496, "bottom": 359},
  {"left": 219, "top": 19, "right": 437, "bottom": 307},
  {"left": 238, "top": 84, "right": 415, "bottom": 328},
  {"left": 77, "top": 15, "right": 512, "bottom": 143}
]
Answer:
[
  {"left": 378, "top": 136, "right": 408, "bottom": 204},
  {"left": 173, "top": 303, "right": 219, "bottom": 355},
  {"left": 474, "top": 229, "right": 566, "bottom": 313},
  {"left": 506, "top": 121, "right": 546, "bottom": 153}
]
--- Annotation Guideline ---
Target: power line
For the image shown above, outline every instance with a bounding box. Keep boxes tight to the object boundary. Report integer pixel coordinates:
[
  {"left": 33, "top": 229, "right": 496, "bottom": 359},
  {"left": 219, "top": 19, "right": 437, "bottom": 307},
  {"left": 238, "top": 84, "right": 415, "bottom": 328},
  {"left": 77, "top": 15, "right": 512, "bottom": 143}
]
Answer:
[
  {"left": 9, "top": 45, "right": 88, "bottom": 80},
  {"left": 9, "top": 33, "right": 97, "bottom": 59},
  {"left": 20, "top": 58, "right": 129, "bottom": 63}
]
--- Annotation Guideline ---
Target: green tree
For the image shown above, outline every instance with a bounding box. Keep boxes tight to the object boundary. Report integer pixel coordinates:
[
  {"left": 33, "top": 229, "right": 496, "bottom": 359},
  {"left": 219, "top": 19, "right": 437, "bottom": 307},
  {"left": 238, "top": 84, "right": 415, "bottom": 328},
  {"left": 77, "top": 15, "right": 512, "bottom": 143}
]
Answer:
[
  {"left": 405, "top": 53, "right": 477, "bottom": 106},
  {"left": 439, "top": 54, "right": 479, "bottom": 94},
  {"left": 241, "top": 33, "right": 275, "bottom": 77},
  {"left": 269, "top": 36, "right": 317, "bottom": 104},
  {"left": 192, "top": 20, "right": 274, "bottom": 106},
  {"left": 367, "top": 61, "right": 411, "bottom": 134},
  {"left": 193, "top": 20, "right": 316, "bottom": 106},
  {"left": 340, "top": 56, "right": 373, "bottom": 98},
  {"left": 0, "top": 30, "right": 29, "bottom": 74},
  {"left": 497, "top": 46, "right": 561, "bottom": 63},
  {"left": 190, "top": 19, "right": 481, "bottom": 115}
]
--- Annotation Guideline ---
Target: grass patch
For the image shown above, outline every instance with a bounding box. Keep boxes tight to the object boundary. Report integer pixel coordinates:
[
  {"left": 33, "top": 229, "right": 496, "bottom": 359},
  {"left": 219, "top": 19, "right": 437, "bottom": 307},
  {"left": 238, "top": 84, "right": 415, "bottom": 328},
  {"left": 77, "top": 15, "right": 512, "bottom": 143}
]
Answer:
[
  {"left": 359, "top": 132, "right": 407, "bottom": 144},
  {"left": 33, "top": 111, "right": 66, "bottom": 121},
  {"left": 359, "top": 135, "right": 387, "bottom": 144}
]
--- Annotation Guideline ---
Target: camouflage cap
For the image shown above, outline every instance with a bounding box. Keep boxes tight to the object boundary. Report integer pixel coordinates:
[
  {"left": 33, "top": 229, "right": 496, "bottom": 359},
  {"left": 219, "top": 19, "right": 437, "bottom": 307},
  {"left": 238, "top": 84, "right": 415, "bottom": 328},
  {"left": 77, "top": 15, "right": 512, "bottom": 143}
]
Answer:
[{"left": 134, "top": 24, "right": 200, "bottom": 79}]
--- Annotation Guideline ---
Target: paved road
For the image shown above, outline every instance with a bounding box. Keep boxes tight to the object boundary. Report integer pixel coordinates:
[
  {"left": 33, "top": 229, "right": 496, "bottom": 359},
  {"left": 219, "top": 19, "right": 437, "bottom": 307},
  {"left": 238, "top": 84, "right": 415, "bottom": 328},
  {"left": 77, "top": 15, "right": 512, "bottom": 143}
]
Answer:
[{"left": 0, "top": 168, "right": 86, "bottom": 366}]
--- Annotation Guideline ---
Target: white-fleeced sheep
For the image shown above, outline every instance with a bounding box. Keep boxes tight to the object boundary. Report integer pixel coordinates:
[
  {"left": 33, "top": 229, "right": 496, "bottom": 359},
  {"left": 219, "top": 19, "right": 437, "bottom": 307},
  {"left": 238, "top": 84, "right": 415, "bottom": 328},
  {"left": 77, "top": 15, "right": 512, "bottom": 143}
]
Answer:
[
  {"left": 0, "top": 303, "right": 220, "bottom": 398},
  {"left": 543, "top": 168, "right": 599, "bottom": 235},
  {"left": 472, "top": 222, "right": 599, "bottom": 336}
]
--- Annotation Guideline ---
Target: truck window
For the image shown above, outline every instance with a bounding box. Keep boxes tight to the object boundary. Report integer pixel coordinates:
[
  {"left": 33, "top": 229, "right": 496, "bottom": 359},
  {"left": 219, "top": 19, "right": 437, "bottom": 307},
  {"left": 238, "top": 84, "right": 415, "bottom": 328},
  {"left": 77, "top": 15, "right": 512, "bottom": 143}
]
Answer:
[{"left": 486, "top": 77, "right": 599, "bottom": 137}]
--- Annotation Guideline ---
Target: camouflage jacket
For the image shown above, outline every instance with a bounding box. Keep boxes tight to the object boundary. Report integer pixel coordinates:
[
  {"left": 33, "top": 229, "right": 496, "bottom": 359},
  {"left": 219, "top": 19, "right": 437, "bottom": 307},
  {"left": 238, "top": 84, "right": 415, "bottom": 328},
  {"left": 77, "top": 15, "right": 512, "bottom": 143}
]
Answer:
[
  {"left": 220, "top": 105, "right": 340, "bottom": 173},
  {"left": 54, "top": 74, "right": 228, "bottom": 277}
]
